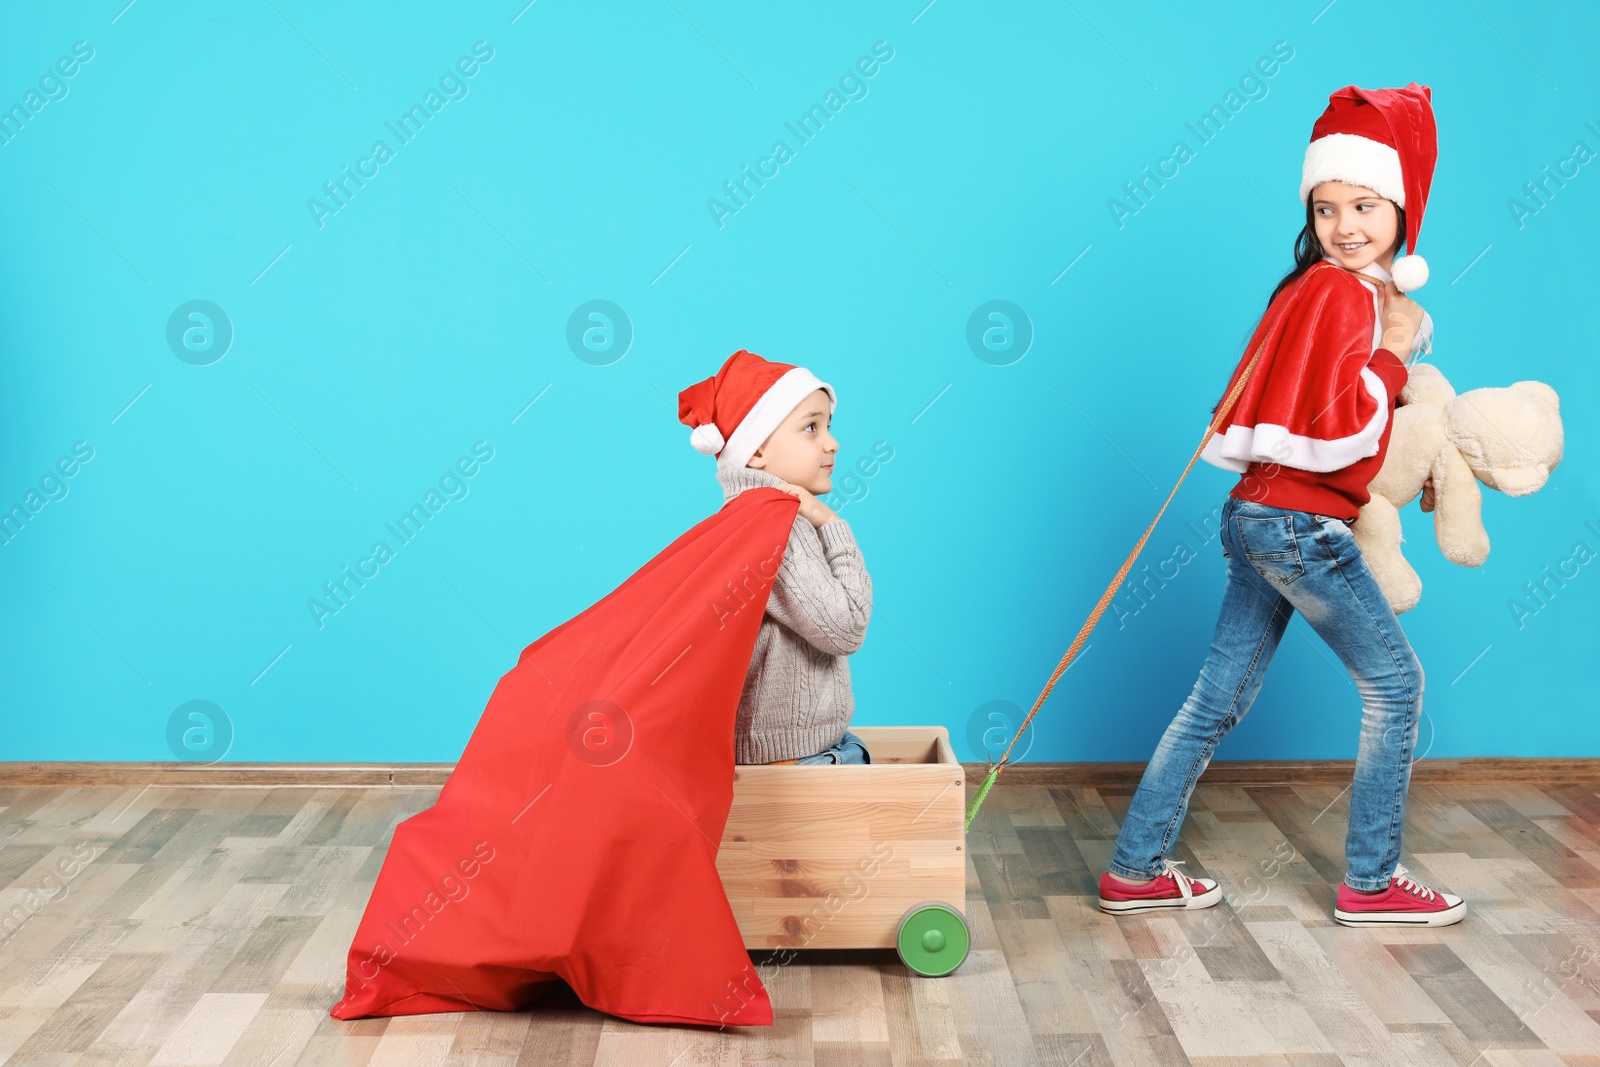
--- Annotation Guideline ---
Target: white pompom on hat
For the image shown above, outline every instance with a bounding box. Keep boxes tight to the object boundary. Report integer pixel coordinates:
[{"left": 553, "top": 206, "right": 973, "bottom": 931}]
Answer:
[
  {"left": 677, "top": 350, "right": 836, "bottom": 470},
  {"left": 1299, "top": 83, "right": 1437, "bottom": 292},
  {"left": 688, "top": 422, "right": 725, "bottom": 456}
]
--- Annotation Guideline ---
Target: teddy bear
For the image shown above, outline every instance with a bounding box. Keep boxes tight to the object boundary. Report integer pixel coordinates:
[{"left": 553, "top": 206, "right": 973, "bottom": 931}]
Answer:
[{"left": 1348, "top": 362, "right": 1563, "bottom": 614}]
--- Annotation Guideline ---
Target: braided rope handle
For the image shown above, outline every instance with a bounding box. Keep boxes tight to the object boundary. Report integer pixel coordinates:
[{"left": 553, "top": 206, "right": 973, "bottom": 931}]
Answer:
[{"left": 962, "top": 263, "right": 1352, "bottom": 830}]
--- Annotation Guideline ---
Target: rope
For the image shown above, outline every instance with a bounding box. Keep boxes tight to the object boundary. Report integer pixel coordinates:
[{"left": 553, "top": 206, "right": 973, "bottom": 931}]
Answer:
[{"left": 963, "top": 263, "right": 1370, "bottom": 831}]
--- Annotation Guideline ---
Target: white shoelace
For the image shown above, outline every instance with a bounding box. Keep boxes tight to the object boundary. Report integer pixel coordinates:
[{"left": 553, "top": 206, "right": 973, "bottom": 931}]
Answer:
[
  {"left": 1390, "top": 864, "right": 1438, "bottom": 901},
  {"left": 1160, "top": 859, "right": 1197, "bottom": 900}
]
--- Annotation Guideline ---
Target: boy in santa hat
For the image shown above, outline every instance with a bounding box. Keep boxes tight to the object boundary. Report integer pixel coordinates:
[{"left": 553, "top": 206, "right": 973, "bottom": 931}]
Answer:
[{"left": 678, "top": 350, "right": 874, "bottom": 765}]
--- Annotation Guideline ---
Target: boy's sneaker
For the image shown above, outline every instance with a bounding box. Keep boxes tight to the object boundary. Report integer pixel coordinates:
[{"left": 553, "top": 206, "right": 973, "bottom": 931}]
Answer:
[
  {"left": 1333, "top": 864, "right": 1466, "bottom": 927},
  {"left": 1098, "top": 860, "right": 1223, "bottom": 914}
]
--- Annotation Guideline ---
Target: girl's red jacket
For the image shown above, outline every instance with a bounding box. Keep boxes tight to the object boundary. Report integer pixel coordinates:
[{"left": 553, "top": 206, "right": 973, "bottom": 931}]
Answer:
[{"left": 1200, "top": 260, "right": 1413, "bottom": 522}]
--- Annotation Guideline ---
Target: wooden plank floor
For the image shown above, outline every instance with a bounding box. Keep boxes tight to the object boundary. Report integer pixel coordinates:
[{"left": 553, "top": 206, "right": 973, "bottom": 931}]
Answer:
[{"left": 3, "top": 780, "right": 1600, "bottom": 1066}]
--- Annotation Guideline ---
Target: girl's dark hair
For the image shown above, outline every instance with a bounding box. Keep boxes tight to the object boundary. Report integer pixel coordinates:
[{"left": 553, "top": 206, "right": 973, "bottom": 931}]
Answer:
[{"left": 1209, "top": 199, "right": 1406, "bottom": 415}]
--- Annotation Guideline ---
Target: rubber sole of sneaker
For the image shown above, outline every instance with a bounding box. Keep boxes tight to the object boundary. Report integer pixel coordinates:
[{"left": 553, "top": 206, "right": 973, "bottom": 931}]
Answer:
[
  {"left": 1098, "top": 884, "right": 1224, "bottom": 914},
  {"left": 1332, "top": 901, "right": 1466, "bottom": 927}
]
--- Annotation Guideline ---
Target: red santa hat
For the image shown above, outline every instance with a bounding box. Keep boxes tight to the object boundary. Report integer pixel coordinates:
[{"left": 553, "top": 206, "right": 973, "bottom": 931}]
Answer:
[
  {"left": 677, "top": 350, "right": 836, "bottom": 470},
  {"left": 1299, "top": 82, "right": 1437, "bottom": 292}
]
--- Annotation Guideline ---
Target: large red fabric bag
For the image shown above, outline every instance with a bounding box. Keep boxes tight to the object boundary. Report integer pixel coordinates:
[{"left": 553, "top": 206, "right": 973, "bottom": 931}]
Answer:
[{"left": 329, "top": 486, "right": 800, "bottom": 1026}]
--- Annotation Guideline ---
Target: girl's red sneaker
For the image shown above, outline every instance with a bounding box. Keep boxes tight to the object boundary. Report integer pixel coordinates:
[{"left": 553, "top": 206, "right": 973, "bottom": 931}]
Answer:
[
  {"left": 1098, "top": 860, "right": 1223, "bottom": 914},
  {"left": 1333, "top": 864, "right": 1465, "bottom": 927}
]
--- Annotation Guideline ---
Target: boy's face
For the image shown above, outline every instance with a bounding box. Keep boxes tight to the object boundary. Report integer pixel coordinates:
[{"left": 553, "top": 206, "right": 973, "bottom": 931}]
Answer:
[
  {"left": 1312, "top": 181, "right": 1402, "bottom": 274},
  {"left": 746, "top": 388, "right": 837, "bottom": 494}
]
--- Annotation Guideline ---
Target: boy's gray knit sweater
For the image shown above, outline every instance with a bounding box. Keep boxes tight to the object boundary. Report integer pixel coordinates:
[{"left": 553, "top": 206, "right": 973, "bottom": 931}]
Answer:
[{"left": 716, "top": 465, "right": 873, "bottom": 764}]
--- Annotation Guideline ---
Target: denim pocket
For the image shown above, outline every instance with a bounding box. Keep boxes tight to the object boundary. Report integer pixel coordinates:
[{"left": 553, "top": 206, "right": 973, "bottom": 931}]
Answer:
[{"left": 1235, "top": 514, "right": 1306, "bottom": 586}]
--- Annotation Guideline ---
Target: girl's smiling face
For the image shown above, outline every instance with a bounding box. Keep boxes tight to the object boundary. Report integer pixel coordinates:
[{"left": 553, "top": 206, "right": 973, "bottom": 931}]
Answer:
[
  {"left": 1312, "top": 181, "right": 1403, "bottom": 273},
  {"left": 746, "top": 388, "right": 837, "bottom": 494}
]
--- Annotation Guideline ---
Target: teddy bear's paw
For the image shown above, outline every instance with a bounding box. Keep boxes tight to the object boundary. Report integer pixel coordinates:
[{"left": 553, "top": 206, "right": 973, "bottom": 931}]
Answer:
[
  {"left": 1376, "top": 566, "right": 1423, "bottom": 615},
  {"left": 1438, "top": 524, "right": 1491, "bottom": 567},
  {"left": 1391, "top": 582, "right": 1422, "bottom": 614}
]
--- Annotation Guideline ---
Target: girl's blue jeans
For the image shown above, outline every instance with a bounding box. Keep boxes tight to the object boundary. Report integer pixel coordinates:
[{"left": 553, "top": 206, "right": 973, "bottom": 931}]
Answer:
[
  {"left": 1109, "top": 496, "right": 1424, "bottom": 892},
  {"left": 793, "top": 729, "right": 872, "bottom": 765}
]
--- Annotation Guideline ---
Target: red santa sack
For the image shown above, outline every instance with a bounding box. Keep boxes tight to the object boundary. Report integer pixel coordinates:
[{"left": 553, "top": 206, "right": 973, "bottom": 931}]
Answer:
[{"left": 329, "top": 485, "right": 801, "bottom": 1027}]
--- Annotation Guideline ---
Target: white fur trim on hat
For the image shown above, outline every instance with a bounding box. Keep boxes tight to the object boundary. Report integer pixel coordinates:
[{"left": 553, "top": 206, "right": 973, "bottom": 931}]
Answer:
[
  {"left": 716, "top": 367, "right": 836, "bottom": 470},
  {"left": 689, "top": 423, "right": 725, "bottom": 455},
  {"left": 1300, "top": 132, "right": 1406, "bottom": 208}
]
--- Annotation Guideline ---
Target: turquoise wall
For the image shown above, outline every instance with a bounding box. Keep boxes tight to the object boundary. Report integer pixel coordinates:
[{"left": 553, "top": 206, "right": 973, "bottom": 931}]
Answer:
[{"left": 3, "top": 1, "right": 1594, "bottom": 764}]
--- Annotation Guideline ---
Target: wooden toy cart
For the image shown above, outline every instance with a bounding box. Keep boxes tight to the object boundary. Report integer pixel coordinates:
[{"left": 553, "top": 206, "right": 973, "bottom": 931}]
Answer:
[{"left": 715, "top": 725, "right": 970, "bottom": 977}]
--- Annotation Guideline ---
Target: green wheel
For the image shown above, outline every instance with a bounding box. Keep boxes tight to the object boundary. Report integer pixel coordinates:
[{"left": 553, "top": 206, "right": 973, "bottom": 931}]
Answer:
[{"left": 895, "top": 901, "right": 970, "bottom": 977}]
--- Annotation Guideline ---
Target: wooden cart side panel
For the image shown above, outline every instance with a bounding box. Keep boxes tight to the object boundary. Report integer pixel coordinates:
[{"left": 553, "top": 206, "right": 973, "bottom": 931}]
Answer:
[
  {"left": 718, "top": 843, "right": 965, "bottom": 950},
  {"left": 717, "top": 727, "right": 967, "bottom": 950}
]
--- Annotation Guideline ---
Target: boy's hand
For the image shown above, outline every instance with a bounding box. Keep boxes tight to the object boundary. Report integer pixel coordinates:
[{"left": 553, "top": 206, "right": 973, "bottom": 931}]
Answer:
[
  {"left": 1420, "top": 476, "right": 1435, "bottom": 512},
  {"left": 773, "top": 482, "right": 838, "bottom": 528}
]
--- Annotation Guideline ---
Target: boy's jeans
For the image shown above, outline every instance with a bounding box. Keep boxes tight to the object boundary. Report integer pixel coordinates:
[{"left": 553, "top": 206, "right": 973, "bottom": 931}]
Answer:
[
  {"left": 793, "top": 729, "right": 872, "bottom": 765},
  {"left": 1109, "top": 496, "right": 1424, "bottom": 892}
]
